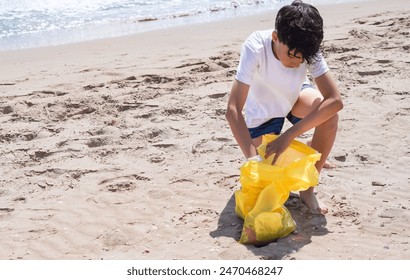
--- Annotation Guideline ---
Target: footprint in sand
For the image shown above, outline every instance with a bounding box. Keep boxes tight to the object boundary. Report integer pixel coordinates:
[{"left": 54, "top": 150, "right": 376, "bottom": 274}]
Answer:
[
  {"left": 163, "top": 108, "right": 187, "bottom": 116},
  {"left": 349, "top": 29, "right": 372, "bottom": 40},
  {"left": 83, "top": 83, "right": 105, "bottom": 91},
  {"left": 45, "top": 102, "right": 96, "bottom": 121},
  {"left": 191, "top": 137, "right": 231, "bottom": 154},
  {"left": 0, "top": 208, "right": 14, "bottom": 218},
  {"left": 169, "top": 178, "right": 197, "bottom": 190},
  {"left": 209, "top": 51, "right": 239, "bottom": 69},
  {"left": 147, "top": 189, "right": 174, "bottom": 200},
  {"left": 1, "top": 105, "right": 13, "bottom": 114},
  {"left": 152, "top": 142, "right": 178, "bottom": 151},
  {"left": 175, "top": 60, "right": 206, "bottom": 69},
  {"left": 324, "top": 44, "right": 359, "bottom": 54},
  {"left": 189, "top": 63, "right": 220, "bottom": 74},
  {"left": 207, "top": 92, "right": 227, "bottom": 99},
  {"left": 177, "top": 208, "right": 219, "bottom": 228},
  {"left": 357, "top": 70, "right": 384, "bottom": 76},
  {"left": 0, "top": 130, "right": 39, "bottom": 143},
  {"left": 149, "top": 155, "right": 165, "bottom": 163},
  {"left": 180, "top": 51, "right": 239, "bottom": 74},
  {"left": 86, "top": 137, "right": 108, "bottom": 148},
  {"left": 215, "top": 174, "right": 240, "bottom": 190},
  {"left": 105, "top": 182, "right": 137, "bottom": 192},
  {"left": 98, "top": 229, "right": 128, "bottom": 248},
  {"left": 329, "top": 195, "right": 359, "bottom": 220},
  {"left": 141, "top": 74, "right": 174, "bottom": 85},
  {"left": 100, "top": 174, "right": 151, "bottom": 192}
]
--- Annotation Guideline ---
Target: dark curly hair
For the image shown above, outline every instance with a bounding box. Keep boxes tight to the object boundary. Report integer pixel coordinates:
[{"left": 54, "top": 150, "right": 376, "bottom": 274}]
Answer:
[{"left": 275, "top": 0, "right": 323, "bottom": 64}]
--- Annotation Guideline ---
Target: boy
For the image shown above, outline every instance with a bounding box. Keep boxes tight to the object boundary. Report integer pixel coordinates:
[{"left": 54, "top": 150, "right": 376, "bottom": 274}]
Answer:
[{"left": 226, "top": 0, "right": 343, "bottom": 214}]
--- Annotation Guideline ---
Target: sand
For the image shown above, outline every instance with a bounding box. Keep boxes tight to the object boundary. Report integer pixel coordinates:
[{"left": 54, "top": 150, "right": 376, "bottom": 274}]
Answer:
[{"left": 0, "top": 0, "right": 409, "bottom": 260}]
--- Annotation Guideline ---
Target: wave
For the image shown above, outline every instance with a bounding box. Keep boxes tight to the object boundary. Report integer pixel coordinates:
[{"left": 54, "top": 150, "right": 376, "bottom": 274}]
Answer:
[{"left": 0, "top": 0, "right": 365, "bottom": 50}]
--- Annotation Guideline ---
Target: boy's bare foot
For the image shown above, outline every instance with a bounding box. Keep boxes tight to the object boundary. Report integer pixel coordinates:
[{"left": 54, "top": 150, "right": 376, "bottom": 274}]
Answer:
[
  {"left": 299, "top": 188, "right": 328, "bottom": 215},
  {"left": 323, "top": 161, "right": 336, "bottom": 169}
]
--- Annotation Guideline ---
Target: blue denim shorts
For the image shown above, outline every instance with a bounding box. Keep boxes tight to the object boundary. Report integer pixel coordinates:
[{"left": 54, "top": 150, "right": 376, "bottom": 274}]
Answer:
[
  {"left": 248, "top": 82, "right": 314, "bottom": 139},
  {"left": 248, "top": 112, "right": 302, "bottom": 138}
]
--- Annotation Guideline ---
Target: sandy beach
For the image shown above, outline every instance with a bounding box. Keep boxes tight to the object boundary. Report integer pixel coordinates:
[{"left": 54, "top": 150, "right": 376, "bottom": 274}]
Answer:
[{"left": 0, "top": 0, "right": 409, "bottom": 260}]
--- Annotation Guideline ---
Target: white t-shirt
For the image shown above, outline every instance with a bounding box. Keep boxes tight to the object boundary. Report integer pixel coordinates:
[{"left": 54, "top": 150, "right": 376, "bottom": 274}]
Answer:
[{"left": 235, "top": 29, "right": 329, "bottom": 128}]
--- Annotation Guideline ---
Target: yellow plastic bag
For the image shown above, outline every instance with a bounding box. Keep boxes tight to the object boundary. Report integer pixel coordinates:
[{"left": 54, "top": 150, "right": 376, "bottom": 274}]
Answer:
[{"left": 235, "top": 134, "right": 321, "bottom": 244}]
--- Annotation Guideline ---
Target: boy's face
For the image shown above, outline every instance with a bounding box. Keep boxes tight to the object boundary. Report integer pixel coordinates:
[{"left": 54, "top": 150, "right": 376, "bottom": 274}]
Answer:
[{"left": 272, "top": 32, "right": 304, "bottom": 68}]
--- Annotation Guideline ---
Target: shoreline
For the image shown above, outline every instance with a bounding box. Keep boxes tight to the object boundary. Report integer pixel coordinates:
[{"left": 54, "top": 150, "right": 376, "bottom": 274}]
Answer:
[
  {"left": 0, "top": 0, "right": 409, "bottom": 260},
  {"left": 0, "top": 0, "right": 375, "bottom": 51}
]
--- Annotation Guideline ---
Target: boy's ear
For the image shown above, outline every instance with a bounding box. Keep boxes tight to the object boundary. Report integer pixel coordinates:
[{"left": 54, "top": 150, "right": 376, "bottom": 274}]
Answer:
[{"left": 272, "top": 31, "right": 278, "bottom": 42}]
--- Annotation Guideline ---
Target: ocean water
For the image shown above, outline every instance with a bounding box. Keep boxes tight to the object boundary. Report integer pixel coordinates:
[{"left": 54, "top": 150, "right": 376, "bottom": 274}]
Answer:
[{"left": 0, "top": 0, "right": 364, "bottom": 50}]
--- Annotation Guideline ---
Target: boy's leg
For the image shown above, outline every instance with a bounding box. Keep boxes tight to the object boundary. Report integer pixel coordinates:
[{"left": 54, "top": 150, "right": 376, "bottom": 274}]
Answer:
[{"left": 291, "top": 87, "right": 339, "bottom": 214}]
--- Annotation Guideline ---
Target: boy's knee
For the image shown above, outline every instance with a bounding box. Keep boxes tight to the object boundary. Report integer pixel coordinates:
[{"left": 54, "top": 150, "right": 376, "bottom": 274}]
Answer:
[
  {"left": 292, "top": 88, "right": 322, "bottom": 118},
  {"left": 323, "top": 113, "right": 339, "bottom": 129}
]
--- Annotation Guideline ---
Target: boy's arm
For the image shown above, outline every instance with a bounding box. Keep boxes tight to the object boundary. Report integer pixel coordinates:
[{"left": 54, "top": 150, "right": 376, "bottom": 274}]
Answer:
[
  {"left": 226, "top": 79, "right": 258, "bottom": 159},
  {"left": 266, "top": 71, "right": 343, "bottom": 163},
  {"left": 288, "top": 71, "right": 343, "bottom": 137}
]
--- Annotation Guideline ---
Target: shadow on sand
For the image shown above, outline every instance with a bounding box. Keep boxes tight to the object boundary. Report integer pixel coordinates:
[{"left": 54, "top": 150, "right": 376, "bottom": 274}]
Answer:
[{"left": 210, "top": 193, "right": 329, "bottom": 259}]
